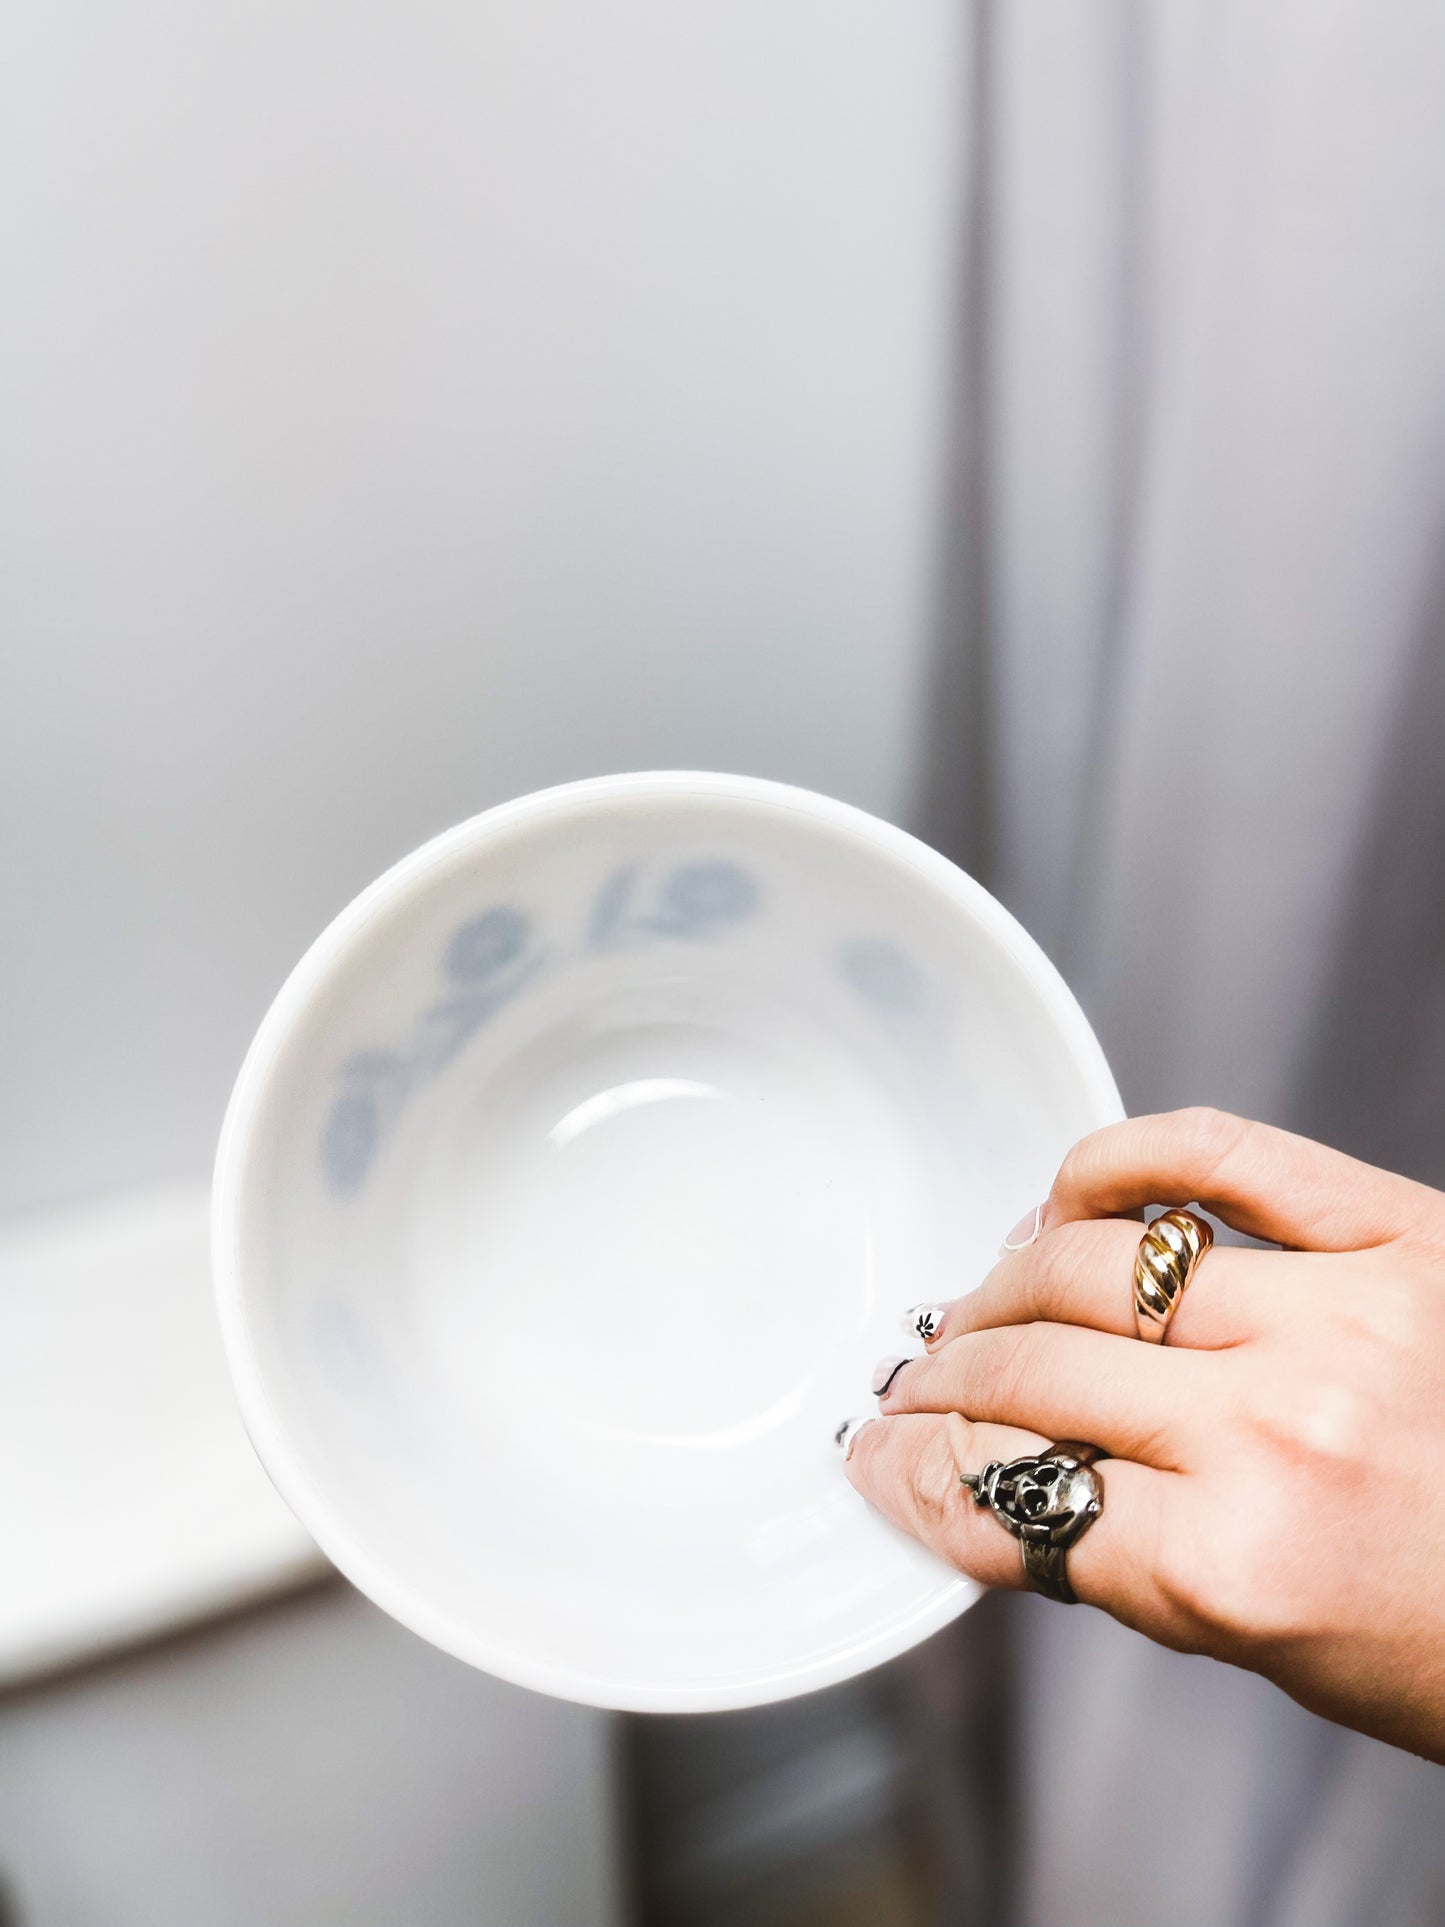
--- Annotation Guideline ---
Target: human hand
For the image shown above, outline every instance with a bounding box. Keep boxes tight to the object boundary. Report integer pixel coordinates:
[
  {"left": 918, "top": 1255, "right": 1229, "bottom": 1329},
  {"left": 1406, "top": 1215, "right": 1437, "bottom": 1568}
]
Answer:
[{"left": 841, "top": 1109, "right": 1445, "bottom": 1760}]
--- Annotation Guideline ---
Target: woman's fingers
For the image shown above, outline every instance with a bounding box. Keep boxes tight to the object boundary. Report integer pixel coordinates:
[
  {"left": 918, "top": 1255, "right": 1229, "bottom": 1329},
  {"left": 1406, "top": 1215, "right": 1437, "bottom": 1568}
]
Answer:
[
  {"left": 879, "top": 1321, "right": 1210, "bottom": 1467},
  {"left": 920, "top": 1218, "right": 1260, "bottom": 1350},
  {"left": 1044, "top": 1107, "right": 1440, "bottom": 1252},
  {"left": 842, "top": 1412, "right": 1171, "bottom": 1626},
  {"left": 843, "top": 1413, "right": 1050, "bottom": 1588}
]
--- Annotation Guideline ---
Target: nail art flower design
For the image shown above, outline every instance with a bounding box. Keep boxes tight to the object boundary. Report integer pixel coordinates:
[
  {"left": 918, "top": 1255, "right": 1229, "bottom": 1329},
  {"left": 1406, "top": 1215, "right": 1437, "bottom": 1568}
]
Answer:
[{"left": 905, "top": 1304, "right": 944, "bottom": 1344}]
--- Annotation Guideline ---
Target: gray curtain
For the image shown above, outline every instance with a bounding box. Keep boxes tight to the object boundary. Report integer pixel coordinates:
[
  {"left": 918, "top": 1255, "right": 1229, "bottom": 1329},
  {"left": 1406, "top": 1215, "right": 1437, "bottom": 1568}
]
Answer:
[{"left": 919, "top": 3, "right": 1445, "bottom": 1921}]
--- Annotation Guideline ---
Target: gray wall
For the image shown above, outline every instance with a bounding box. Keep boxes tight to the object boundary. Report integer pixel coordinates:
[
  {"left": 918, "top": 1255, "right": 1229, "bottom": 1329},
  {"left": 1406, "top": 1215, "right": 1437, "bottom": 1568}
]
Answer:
[{"left": 0, "top": 0, "right": 964, "bottom": 1220}]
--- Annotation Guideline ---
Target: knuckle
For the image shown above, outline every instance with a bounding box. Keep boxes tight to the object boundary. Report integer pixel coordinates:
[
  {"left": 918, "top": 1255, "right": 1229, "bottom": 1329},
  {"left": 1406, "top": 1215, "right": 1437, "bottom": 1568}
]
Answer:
[
  {"left": 1172, "top": 1105, "right": 1249, "bottom": 1188},
  {"left": 1246, "top": 1369, "right": 1375, "bottom": 1473},
  {"left": 1335, "top": 1272, "right": 1429, "bottom": 1356},
  {"left": 1055, "top": 1126, "right": 1113, "bottom": 1202},
  {"left": 988, "top": 1324, "right": 1048, "bottom": 1414},
  {"left": 1036, "top": 1219, "right": 1103, "bottom": 1311},
  {"left": 906, "top": 1426, "right": 959, "bottom": 1537},
  {"left": 891, "top": 1351, "right": 937, "bottom": 1410}
]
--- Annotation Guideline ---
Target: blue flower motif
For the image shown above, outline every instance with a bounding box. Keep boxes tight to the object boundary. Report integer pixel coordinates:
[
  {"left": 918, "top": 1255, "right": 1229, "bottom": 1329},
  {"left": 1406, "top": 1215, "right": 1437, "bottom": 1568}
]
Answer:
[
  {"left": 839, "top": 938, "right": 926, "bottom": 1016},
  {"left": 444, "top": 907, "right": 531, "bottom": 983}
]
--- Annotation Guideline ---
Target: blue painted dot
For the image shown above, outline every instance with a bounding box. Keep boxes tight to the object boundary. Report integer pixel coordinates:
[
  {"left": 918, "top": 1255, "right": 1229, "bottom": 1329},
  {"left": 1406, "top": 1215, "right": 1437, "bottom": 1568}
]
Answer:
[
  {"left": 652, "top": 861, "right": 758, "bottom": 937},
  {"left": 445, "top": 906, "right": 530, "bottom": 983},
  {"left": 322, "top": 1090, "right": 379, "bottom": 1192},
  {"left": 840, "top": 938, "right": 926, "bottom": 1016}
]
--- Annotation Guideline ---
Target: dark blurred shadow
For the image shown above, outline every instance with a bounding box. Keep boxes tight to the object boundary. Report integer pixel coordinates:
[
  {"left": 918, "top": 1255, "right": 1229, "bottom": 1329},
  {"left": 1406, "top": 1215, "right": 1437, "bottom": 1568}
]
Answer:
[
  {"left": 616, "top": 1666, "right": 927, "bottom": 1927},
  {"left": 1290, "top": 547, "right": 1445, "bottom": 1188},
  {"left": 889, "top": 1589, "right": 1018, "bottom": 1927},
  {"left": 617, "top": 1594, "right": 1017, "bottom": 1927}
]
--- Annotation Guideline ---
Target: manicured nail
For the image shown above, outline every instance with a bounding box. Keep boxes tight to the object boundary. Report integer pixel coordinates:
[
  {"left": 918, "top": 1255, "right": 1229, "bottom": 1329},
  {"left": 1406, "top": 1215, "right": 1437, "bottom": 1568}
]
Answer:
[
  {"left": 1000, "top": 1203, "right": 1045, "bottom": 1255},
  {"left": 902, "top": 1303, "right": 947, "bottom": 1345},
  {"left": 871, "top": 1355, "right": 911, "bottom": 1398},
  {"left": 835, "top": 1416, "right": 875, "bottom": 1460}
]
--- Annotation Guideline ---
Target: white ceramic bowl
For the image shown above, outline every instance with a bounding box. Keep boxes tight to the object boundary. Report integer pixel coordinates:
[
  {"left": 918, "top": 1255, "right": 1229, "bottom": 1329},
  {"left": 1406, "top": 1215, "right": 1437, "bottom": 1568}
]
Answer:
[{"left": 213, "top": 773, "right": 1121, "bottom": 1711}]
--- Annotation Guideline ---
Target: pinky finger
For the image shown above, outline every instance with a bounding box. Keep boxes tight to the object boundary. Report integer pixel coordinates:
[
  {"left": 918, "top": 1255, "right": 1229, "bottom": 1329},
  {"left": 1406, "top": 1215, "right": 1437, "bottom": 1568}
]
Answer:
[{"left": 841, "top": 1411, "right": 1172, "bottom": 1628}]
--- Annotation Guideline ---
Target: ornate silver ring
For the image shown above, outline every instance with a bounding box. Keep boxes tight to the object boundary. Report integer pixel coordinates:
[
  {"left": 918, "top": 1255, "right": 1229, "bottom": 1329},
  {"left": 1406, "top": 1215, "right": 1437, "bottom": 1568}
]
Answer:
[{"left": 961, "top": 1441, "right": 1105, "bottom": 1604}]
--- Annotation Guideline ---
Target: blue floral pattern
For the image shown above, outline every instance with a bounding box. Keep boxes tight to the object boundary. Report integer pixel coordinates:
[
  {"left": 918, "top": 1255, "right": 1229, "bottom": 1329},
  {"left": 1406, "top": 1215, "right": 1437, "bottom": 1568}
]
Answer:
[{"left": 321, "top": 858, "right": 758, "bottom": 1195}]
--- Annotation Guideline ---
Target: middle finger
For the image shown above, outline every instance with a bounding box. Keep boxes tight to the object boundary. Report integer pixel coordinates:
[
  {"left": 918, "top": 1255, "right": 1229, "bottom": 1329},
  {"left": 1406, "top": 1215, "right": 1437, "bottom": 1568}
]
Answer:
[{"left": 912, "top": 1218, "right": 1261, "bottom": 1352}]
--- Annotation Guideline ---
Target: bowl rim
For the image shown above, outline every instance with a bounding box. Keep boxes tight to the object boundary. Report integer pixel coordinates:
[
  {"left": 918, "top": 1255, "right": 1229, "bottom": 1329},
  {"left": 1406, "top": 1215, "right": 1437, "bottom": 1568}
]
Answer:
[{"left": 212, "top": 770, "right": 1123, "bottom": 1711}]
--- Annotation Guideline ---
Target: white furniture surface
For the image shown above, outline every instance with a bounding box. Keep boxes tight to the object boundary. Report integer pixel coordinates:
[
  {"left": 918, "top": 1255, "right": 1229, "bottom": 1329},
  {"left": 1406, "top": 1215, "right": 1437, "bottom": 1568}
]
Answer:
[
  {"left": 0, "top": 1188, "right": 624, "bottom": 1927},
  {"left": 0, "top": 1186, "right": 323, "bottom": 1686}
]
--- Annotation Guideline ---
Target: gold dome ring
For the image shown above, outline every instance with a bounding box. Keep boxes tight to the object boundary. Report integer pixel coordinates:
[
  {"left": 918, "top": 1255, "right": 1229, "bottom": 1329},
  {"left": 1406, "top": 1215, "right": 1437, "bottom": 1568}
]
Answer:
[{"left": 1133, "top": 1208, "right": 1213, "bottom": 1344}]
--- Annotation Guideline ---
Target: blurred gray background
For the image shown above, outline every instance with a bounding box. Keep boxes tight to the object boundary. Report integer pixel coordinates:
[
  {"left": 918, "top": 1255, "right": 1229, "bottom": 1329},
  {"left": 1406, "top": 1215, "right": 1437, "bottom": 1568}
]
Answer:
[
  {"left": 3, "top": 2, "right": 1444, "bottom": 1924},
  {"left": 0, "top": 0, "right": 959, "bottom": 1221}
]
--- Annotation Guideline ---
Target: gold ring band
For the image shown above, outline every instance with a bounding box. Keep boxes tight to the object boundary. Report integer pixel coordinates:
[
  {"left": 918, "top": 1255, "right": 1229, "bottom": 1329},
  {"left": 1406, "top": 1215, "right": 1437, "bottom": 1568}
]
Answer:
[{"left": 1133, "top": 1208, "right": 1213, "bottom": 1344}]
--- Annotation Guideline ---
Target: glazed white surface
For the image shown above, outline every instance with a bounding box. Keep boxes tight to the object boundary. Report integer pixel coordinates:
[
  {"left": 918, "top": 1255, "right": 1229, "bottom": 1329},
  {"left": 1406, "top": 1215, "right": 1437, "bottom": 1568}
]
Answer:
[
  {"left": 214, "top": 774, "right": 1121, "bottom": 1709},
  {"left": 0, "top": 1187, "right": 323, "bottom": 1685}
]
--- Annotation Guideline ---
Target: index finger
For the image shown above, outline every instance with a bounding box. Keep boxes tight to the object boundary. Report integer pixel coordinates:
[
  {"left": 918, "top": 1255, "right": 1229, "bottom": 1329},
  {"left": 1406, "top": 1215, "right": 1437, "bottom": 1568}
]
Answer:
[{"left": 1043, "top": 1108, "right": 1440, "bottom": 1252}]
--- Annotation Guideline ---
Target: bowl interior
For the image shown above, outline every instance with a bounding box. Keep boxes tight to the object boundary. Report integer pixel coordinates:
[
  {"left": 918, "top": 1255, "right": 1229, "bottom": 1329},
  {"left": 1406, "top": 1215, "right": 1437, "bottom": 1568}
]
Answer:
[{"left": 218, "top": 779, "right": 1119, "bottom": 1709}]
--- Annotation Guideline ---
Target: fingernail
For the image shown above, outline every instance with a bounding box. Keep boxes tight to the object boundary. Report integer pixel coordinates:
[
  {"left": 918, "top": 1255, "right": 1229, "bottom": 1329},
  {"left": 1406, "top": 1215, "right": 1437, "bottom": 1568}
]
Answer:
[
  {"left": 902, "top": 1303, "right": 947, "bottom": 1345},
  {"left": 871, "top": 1355, "right": 911, "bottom": 1398},
  {"left": 834, "top": 1416, "right": 875, "bottom": 1461},
  {"left": 1000, "top": 1203, "right": 1045, "bottom": 1255}
]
